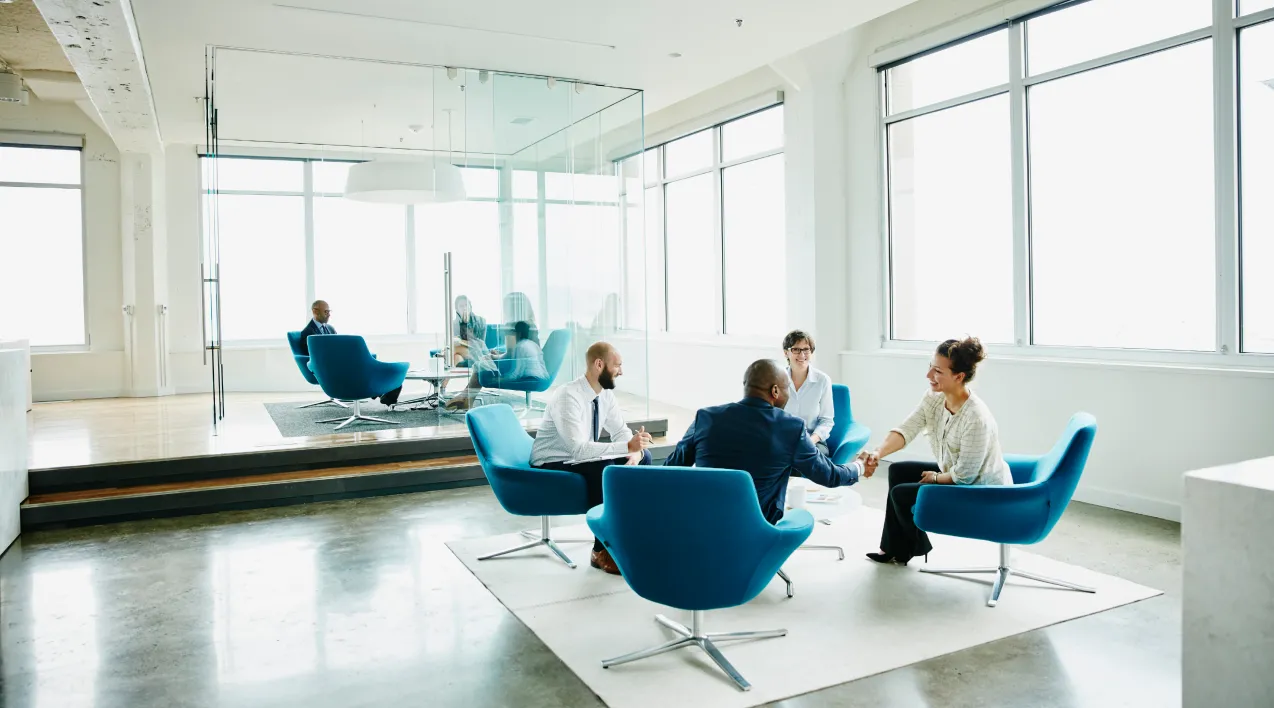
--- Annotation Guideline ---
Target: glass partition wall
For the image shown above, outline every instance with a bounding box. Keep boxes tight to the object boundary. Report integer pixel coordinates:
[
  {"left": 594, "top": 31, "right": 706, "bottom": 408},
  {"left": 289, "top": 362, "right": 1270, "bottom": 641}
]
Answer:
[{"left": 203, "top": 48, "right": 647, "bottom": 431}]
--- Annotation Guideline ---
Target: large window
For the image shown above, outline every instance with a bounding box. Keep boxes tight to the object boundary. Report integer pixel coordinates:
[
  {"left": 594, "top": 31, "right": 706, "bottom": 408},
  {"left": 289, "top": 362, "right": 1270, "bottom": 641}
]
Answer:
[
  {"left": 882, "top": 0, "right": 1274, "bottom": 360},
  {"left": 1240, "top": 17, "right": 1274, "bottom": 353},
  {"left": 634, "top": 104, "right": 786, "bottom": 336},
  {"left": 203, "top": 157, "right": 507, "bottom": 342},
  {"left": 0, "top": 145, "right": 85, "bottom": 347}
]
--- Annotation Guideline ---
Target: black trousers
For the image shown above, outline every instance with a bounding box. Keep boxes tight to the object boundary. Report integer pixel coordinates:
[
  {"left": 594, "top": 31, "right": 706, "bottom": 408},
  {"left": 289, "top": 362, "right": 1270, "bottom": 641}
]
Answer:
[
  {"left": 541, "top": 449, "right": 652, "bottom": 552},
  {"left": 880, "top": 460, "right": 939, "bottom": 562}
]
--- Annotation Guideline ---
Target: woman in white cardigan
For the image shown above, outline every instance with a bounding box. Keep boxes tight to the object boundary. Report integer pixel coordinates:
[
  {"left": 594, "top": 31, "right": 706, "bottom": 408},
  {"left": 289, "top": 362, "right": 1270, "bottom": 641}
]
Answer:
[{"left": 861, "top": 336, "right": 1011, "bottom": 565}]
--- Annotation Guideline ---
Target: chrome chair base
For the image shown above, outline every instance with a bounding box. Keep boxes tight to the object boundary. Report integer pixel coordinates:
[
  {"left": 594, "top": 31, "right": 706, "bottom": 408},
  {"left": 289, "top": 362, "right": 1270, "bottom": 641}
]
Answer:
[
  {"left": 297, "top": 398, "right": 348, "bottom": 409},
  {"left": 316, "top": 399, "right": 400, "bottom": 431},
  {"left": 919, "top": 543, "right": 1096, "bottom": 607},
  {"left": 776, "top": 569, "right": 793, "bottom": 598},
  {"left": 797, "top": 543, "right": 845, "bottom": 560},
  {"left": 480, "top": 516, "right": 577, "bottom": 568},
  {"left": 602, "top": 610, "right": 787, "bottom": 692}
]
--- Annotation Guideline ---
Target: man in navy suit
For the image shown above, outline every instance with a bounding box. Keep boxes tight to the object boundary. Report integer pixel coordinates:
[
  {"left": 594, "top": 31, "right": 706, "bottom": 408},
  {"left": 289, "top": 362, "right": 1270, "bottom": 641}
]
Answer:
[
  {"left": 298, "top": 300, "right": 335, "bottom": 356},
  {"left": 664, "top": 359, "right": 867, "bottom": 524},
  {"left": 300, "top": 299, "right": 400, "bottom": 404}
]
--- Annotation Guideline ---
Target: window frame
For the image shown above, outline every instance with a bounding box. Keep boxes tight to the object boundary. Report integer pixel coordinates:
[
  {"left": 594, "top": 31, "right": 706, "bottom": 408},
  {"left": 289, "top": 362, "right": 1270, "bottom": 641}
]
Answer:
[
  {"left": 1, "top": 142, "right": 90, "bottom": 351},
  {"left": 876, "top": 0, "right": 1274, "bottom": 369},
  {"left": 636, "top": 103, "right": 785, "bottom": 337}
]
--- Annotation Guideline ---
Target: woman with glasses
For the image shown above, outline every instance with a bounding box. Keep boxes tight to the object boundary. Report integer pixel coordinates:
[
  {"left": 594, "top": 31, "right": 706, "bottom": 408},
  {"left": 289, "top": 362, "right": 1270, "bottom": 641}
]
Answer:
[{"left": 781, "top": 330, "right": 835, "bottom": 456}]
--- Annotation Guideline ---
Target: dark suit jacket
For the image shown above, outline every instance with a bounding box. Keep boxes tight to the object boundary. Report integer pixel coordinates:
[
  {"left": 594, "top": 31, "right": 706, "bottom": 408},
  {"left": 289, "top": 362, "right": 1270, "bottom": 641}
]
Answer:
[
  {"left": 664, "top": 396, "right": 859, "bottom": 524},
  {"left": 298, "top": 319, "right": 336, "bottom": 356}
]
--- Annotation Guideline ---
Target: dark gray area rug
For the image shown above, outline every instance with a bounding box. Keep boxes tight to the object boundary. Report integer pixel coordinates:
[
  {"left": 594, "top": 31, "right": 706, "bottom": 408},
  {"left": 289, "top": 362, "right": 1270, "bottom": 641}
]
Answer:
[{"left": 264, "top": 393, "right": 531, "bottom": 438}]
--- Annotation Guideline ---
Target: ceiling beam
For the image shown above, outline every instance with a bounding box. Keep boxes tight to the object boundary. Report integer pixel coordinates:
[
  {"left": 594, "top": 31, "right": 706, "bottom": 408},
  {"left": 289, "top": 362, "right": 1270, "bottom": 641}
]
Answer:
[{"left": 32, "top": 0, "right": 162, "bottom": 153}]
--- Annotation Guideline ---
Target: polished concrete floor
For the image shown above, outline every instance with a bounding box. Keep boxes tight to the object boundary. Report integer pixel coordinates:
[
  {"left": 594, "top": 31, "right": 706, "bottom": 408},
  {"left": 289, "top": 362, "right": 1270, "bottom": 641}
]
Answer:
[{"left": 0, "top": 473, "right": 1182, "bottom": 708}]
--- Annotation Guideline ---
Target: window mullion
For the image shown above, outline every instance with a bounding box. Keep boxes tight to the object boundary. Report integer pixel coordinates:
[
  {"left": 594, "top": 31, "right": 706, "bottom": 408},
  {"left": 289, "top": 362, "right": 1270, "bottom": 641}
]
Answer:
[
  {"left": 713, "top": 128, "right": 726, "bottom": 335},
  {"left": 1214, "top": 0, "right": 1240, "bottom": 354},
  {"left": 303, "top": 161, "right": 316, "bottom": 310},
  {"left": 1009, "top": 21, "right": 1031, "bottom": 348}
]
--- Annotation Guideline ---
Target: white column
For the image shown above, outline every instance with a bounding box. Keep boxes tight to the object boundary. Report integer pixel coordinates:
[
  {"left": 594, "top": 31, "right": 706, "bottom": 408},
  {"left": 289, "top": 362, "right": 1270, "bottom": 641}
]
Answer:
[
  {"left": 1183, "top": 458, "right": 1274, "bottom": 707},
  {"left": 120, "top": 151, "right": 173, "bottom": 397},
  {"left": 0, "top": 348, "right": 28, "bottom": 556}
]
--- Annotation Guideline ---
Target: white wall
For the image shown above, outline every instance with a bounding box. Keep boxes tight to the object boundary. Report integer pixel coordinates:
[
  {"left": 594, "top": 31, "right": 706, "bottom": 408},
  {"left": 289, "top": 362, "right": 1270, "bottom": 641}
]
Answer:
[
  {"left": 0, "top": 95, "right": 126, "bottom": 401},
  {"left": 839, "top": 0, "right": 1274, "bottom": 520}
]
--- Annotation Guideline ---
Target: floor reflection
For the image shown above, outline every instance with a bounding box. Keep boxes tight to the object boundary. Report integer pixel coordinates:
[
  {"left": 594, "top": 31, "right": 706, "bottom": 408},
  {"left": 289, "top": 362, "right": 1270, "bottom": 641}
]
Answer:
[{"left": 31, "top": 564, "right": 98, "bottom": 708}]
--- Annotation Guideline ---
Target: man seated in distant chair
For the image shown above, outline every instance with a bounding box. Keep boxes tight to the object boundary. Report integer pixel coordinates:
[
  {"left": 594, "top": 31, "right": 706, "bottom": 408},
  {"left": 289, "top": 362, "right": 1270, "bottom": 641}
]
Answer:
[
  {"left": 298, "top": 300, "right": 336, "bottom": 356},
  {"left": 300, "top": 299, "right": 400, "bottom": 405},
  {"left": 530, "top": 342, "right": 654, "bottom": 575},
  {"left": 663, "top": 359, "right": 867, "bottom": 524}
]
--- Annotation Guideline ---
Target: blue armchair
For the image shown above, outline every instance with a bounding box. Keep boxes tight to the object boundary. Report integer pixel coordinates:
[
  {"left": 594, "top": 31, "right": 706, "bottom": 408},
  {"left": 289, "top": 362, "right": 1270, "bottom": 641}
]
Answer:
[
  {"left": 587, "top": 465, "right": 814, "bottom": 692},
  {"left": 307, "top": 335, "right": 409, "bottom": 430},
  {"left": 914, "top": 412, "right": 1098, "bottom": 607},
  {"left": 478, "top": 328, "right": 570, "bottom": 413},
  {"left": 466, "top": 404, "right": 591, "bottom": 567},
  {"left": 825, "top": 384, "right": 871, "bottom": 465},
  {"left": 285, "top": 331, "right": 346, "bottom": 410}
]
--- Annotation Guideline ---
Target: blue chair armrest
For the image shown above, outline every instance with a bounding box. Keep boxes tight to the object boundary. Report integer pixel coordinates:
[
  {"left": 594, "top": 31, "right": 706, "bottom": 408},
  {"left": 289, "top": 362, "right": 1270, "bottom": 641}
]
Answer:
[
  {"left": 914, "top": 482, "right": 1051, "bottom": 545},
  {"left": 1004, "top": 454, "right": 1041, "bottom": 484},
  {"left": 831, "top": 423, "right": 872, "bottom": 465},
  {"left": 586, "top": 504, "right": 609, "bottom": 543}
]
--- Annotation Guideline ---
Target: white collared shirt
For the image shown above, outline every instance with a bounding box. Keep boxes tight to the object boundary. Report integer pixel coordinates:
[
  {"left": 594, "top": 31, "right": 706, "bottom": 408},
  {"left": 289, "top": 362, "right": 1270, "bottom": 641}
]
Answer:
[
  {"left": 530, "top": 376, "right": 635, "bottom": 466},
  {"left": 784, "top": 366, "right": 835, "bottom": 441}
]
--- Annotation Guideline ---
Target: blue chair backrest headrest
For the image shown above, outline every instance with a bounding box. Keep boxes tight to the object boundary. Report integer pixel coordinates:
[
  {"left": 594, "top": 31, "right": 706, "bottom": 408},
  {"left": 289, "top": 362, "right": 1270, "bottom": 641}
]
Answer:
[
  {"left": 826, "top": 384, "right": 852, "bottom": 449},
  {"left": 542, "top": 329, "right": 571, "bottom": 380},
  {"left": 286, "top": 331, "right": 305, "bottom": 357},
  {"left": 465, "top": 404, "right": 533, "bottom": 470},
  {"left": 307, "top": 335, "right": 375, "bottom": 399},
  {"left": 600, "top": 466, "right": 781, "bottom": 608},
  {"left": 1032, "top": 412, "right": 1098, "bottom": 535}
]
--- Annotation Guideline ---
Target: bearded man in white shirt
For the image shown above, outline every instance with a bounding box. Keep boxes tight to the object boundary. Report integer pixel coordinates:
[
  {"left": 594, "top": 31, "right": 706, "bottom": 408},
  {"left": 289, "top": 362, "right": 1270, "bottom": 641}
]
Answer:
[{"left": 531, "top": 341, "right": 653, "bottom": 574}]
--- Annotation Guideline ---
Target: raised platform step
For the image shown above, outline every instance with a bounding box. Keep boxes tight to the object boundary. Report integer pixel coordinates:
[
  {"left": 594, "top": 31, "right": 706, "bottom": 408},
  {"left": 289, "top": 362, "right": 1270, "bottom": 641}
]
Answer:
[
  {"left": 29, "top": 415, "right": 672, "bottom": 495},
  {"left": 23, "top": 440, "right": 678, "bottom": 530}
]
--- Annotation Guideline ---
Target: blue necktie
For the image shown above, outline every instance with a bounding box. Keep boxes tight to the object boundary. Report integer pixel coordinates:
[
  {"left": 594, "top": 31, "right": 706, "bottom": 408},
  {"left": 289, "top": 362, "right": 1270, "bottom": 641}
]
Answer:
[{"left": 592, "top": 398, "right": 600, "bottom": 443}]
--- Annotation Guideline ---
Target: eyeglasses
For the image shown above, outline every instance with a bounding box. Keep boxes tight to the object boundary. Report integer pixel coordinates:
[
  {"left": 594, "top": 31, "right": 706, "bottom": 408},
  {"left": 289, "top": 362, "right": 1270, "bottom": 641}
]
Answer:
[{"left": 788, "top": 347, "right": 812, "bottom": 355}]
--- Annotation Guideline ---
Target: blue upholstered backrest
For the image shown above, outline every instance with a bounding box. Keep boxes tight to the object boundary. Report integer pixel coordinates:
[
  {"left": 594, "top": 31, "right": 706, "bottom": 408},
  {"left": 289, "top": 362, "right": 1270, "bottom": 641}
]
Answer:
[
  {"left": 286, "top": 331, "right": 319, "bottom": 385},
  {"left": 286, "top": 331, "right": 305, "bottom": 356},
  {"left": 597, "top": 466, "right": 801, "bottom": 611},
  {"left": 307, "top": 335, "right": 406, "bottom": 401},
  {"left": 541, "top": 329, "right": 571, "bottom": 382},
  {"left": 466, "top": 403, "right": 534, "bottom": 472},
  {"left": 1032, "top": 412, "right": 1098, "bottom": 536},
  {"left": 825, "top": 384, "right": 853, "bottom": 452}
]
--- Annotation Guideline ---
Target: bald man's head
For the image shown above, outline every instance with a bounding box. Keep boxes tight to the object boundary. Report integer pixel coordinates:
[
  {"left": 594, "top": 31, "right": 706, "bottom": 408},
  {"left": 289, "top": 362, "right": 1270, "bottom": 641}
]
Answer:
[
  {"left": 743, "top": 359, "right": 790, "bottom": 408},
  {"left": 311, "top": 300, "right": 331, "bottom": 324},
  {"left": 585, "top": 342, "right": 623, "bottom": 390}
]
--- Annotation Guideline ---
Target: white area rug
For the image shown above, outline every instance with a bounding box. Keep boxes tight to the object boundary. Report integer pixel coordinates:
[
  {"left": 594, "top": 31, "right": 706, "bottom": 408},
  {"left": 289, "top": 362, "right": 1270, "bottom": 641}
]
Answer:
[{"left": 447, "top": 508, "right": 1160, "bottom": 708}]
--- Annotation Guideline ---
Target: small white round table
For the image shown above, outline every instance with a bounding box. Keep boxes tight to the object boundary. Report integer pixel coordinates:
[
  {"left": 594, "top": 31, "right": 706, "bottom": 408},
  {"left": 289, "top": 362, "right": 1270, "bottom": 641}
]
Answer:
[{"left": 785, "top": 481, "right": 863, "bottom": 560}]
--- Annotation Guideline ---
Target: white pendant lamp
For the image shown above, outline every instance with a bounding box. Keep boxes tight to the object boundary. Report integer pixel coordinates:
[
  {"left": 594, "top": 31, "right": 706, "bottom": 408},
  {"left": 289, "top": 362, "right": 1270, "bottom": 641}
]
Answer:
[
  {"left": 344, "top": 157, "right": 465, "bottom": 204},
  {"left": 344, "top": 73, "right": 467, "bottom": 205}
]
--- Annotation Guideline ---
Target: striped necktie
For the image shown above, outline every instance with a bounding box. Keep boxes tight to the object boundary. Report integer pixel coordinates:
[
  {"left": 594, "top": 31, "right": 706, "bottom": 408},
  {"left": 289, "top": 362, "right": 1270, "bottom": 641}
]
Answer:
[{"left": 592, "top": 398, "right": 600, "bottom": 443}]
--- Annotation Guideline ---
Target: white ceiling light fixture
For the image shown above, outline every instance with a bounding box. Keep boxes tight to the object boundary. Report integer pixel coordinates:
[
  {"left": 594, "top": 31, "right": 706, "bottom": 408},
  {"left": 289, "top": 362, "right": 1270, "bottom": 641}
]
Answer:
[
  {"left": 1264, "top": 78, "right": 1274, "bottom": 92},
  {"left": 344, "top": 73, "right": 466, "bottom": 205}
]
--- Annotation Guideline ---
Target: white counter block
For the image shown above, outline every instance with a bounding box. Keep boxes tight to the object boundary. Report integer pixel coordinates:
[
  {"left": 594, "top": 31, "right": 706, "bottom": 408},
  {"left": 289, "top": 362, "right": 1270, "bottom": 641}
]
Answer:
[
  {"left": 1183, "top": 457, "right": 1274, "bottom": 708},
  {"left": 0, "top": 339, "right": 31, "bottom": 412},
  {"left": 0, "top": 348, "right": 28, "bottom": 556}
]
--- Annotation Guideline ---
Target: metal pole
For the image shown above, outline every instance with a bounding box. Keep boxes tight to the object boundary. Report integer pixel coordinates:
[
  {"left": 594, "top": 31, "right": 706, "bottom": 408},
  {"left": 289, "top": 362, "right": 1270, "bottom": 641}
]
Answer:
[{"left": 443, "top": 251, "right": 453, "bottom": 370}]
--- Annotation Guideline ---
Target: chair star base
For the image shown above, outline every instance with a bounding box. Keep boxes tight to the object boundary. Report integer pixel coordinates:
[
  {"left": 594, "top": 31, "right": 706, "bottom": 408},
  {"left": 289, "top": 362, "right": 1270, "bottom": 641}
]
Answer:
[
  {"left": 316, "top": 400, "right": 400, "bottom": 431},
  {"left": 797, "top": 543, "right": 845, "bottom": 560},
  {"left": 480, "top": 516, "right": 578, "bottom": 568},
  {"left": 919, "top": 543, "right": 1096, "bottom": 607},
  {"left": 602, "top": 611, "right": 788, "bottom": 692},
  {"left": 297, "top": 398, "right": 349, "bottom": 410}
]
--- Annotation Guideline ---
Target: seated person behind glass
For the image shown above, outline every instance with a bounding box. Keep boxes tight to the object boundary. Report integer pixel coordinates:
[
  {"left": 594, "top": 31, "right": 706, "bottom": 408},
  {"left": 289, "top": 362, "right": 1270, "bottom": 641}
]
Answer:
[
  {"left": 451, "top": 295, "right": 488, "bottom": 366},
  {"left": 446, "top": 320, "right": 546, "bottom": 410}
]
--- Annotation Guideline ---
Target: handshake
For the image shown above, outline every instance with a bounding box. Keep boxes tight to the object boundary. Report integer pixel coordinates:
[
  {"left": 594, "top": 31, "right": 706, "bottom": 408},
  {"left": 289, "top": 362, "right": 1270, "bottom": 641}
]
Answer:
[{"left": 854, "top": 450, "right": 881, "bottom": 478}]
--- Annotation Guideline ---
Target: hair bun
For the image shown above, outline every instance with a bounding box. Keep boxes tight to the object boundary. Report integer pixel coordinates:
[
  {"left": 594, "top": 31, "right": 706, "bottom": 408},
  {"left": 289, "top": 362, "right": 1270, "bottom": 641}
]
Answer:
[{"left": 957, "top": 336, "right": 986, "bottom": 364}]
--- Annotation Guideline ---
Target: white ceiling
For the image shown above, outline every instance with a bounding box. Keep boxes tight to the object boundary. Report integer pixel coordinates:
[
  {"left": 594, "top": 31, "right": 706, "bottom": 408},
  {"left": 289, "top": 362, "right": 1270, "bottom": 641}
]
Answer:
[
  {"left": 0, "top": 0, "right": 72, "bottom": 72},
  {"left": 133, "top": 0, "right": 918, "bottom": 150}
]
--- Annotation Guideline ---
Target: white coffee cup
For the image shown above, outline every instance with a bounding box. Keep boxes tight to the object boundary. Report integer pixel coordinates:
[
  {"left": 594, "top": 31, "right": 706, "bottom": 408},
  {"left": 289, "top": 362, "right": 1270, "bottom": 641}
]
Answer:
[{"left": 788, "top": 478, "right": 808, "bottom": 510}]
